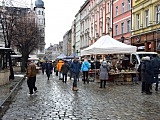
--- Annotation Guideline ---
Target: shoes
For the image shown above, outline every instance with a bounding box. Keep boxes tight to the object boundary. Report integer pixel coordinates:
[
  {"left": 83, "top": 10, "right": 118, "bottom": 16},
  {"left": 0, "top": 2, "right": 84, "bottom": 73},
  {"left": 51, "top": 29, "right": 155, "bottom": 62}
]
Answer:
[
  {"left": 34, "top": 90, "right": 38, "bottom": 93},
  {"left": 99, "top": 87, "right": 102, "bottom": 88},
  {"left": 141, "top": 91, "right": 145, "bottom": 93},
  {"left": 146, "top": 92, "right": 152, "bottom": 95},
  {"left": 28, "top": 93, "right": 34, "bottom": 96},
  {"left": 72, "top": 87, "right": 78, "bottom": 91},
  {"left": 155, "top": 88, "right": 158, "bottom": 91}
]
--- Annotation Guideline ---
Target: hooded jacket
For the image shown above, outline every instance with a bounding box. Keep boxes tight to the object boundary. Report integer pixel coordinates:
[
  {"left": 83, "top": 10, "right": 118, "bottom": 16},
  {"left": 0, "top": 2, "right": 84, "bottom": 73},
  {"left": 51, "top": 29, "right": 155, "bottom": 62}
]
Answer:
[
  {"left": 81, "top": 61, "right": 90, "bottom": 72},
  {"left": 56, "top": 60, "right": 64, "bottom": 72},
  {"left": 26, "top": 63, "right": 37, "bottom": 77}
]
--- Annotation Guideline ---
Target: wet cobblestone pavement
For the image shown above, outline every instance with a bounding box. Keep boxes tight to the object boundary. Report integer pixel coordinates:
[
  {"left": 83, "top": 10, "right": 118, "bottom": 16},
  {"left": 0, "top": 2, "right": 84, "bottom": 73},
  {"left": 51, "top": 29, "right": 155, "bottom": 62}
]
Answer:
[{"left": 1, "top": 73, "right": 160, "bottom": 120}]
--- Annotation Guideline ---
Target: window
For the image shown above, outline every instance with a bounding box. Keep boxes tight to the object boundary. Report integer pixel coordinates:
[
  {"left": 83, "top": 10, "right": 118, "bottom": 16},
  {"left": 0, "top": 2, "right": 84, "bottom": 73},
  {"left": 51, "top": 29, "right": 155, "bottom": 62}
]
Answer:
[
  {"left": 156, "top": 5, "right": 160, "bottom": 23},
  {"left": 40, "top": 47, "right": 44, "bottom": 53},
  {"left": 121, "top": 22, "right": 124, "bottom": 34},
  {"left": 38, "top": 10, "right": 41, "bottom": 15},
  {"left": 145, "top": 10, "right": 149, "bottom": 27},
  {"left": 115, "top": 25, "right": 118, "bottom": 35},
  {"left": 127, "top": 0, "right": 131, "bottom": 10},
  {"left": 127, "top": 20, "right": 131, "bottom": 32},
  {"left": 136, "top": 14, "right": 140, "bottom": 29},
  {"left": 107, "top": 3, "right": 110, "bottom": 13},
  {"left": 122, "top": 2, "right": 125, "bottom": 13},
  {"left": 116, "top": 6, "right": 118, "bottom": 16}
]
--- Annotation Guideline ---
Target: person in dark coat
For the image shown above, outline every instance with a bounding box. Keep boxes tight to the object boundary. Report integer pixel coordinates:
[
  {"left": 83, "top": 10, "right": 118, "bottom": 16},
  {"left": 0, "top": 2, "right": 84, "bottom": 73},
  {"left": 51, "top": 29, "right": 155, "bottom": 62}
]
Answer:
[
  {"left": 99, "top": 61, "right": 110, "bottom": 88},
  {"left": 144, "top": 56, "right": 153, "bottom": 94},
  {"left": 45, "top": 61, "right": 53, "bottom": 80},
  {"left": 26, "top": 60, "right": 37, "bottom": 95},
  {"left": 70, "top": 57, "right": 81, "bottom": 91},
  {"left": 41, "top": 62, "right": 46, "bottom": 75},
  {"left": 61, "top": 60, "right": 70, "bottom": 83},
  {"left": 137, "top": 57, "right": 146, "bottom": 93},
  {"left": 150, "top": 54, "right": 160, "bottom": 91}
]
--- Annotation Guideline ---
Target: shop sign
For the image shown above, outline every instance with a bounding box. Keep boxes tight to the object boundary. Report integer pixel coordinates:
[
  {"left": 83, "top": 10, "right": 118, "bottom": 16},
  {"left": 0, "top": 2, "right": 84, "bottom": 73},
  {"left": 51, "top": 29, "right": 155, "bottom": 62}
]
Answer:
[{"left": 137, "top": 46, "right": 145, "bottom": 50}]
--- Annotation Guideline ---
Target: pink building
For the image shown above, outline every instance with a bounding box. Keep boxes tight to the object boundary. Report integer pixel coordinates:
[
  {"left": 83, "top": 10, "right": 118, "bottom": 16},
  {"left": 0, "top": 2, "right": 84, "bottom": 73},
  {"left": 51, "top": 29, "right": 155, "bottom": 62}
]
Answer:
[
  {"left": 112, "top": 0, "right": 132, "bottom": 44},
  {"left": 89, "top": 0, "right": 112, "bottom": 45}
]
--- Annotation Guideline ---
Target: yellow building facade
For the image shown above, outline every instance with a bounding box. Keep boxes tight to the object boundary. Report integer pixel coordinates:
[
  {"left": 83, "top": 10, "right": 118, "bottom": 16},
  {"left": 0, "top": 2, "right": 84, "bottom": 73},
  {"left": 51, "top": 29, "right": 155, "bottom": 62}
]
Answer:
[{"left": 131, "top": 0, "right": 160, "bottom": 52}]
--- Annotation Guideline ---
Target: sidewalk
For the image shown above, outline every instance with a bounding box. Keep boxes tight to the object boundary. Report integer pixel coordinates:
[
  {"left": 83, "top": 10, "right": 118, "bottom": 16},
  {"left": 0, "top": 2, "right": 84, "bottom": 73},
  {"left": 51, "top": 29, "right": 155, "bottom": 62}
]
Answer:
[{"left": 0, "top": 75, "right": 24, "bottom": 104}]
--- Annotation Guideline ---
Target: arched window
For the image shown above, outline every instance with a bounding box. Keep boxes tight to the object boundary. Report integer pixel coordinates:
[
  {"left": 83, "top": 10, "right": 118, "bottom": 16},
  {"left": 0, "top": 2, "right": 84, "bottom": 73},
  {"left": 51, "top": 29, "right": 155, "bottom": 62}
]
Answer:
[{"left": 38, "top": 10, "right": 41, "bottom": 15}]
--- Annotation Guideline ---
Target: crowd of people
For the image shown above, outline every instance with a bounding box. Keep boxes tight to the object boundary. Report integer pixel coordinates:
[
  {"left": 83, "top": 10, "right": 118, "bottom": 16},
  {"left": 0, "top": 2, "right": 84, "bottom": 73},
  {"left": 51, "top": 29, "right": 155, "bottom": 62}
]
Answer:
[
  {"left": 25, "top": 54, "right": 160, "bottom": 95},
  {"left": 137, "top": 54, "right": 160, "bottom": 95}
]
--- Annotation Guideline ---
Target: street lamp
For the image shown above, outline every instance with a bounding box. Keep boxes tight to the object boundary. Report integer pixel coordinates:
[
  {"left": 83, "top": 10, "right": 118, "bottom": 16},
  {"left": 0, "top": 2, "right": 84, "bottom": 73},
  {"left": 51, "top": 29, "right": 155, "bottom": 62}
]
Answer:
[
  {"left": 76, "top": 50, "right": 79, "bottom": 56},
  {"left": 121, "top": 35, "right": 125, "bottom": 43}
]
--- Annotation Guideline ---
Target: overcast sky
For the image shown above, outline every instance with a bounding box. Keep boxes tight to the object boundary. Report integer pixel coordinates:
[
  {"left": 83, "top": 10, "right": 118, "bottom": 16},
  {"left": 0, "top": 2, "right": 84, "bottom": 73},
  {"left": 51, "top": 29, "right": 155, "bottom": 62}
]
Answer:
[
  {"left": 45, "top": 0, "right": 85, "bottom": 48},
  {"left": 0, "top": 0, "right": 85, "bottom": 48}
]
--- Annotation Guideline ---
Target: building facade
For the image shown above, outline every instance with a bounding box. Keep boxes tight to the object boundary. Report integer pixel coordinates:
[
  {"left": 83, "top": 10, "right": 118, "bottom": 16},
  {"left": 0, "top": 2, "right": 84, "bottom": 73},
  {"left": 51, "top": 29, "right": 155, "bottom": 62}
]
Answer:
[
  {"left": 63, "top": 29, "right": 72, "bottom": 56},
  {"left": 34, "top": 0, "right": 46, "bottom": 58},
  {"left": 71, "top": 20, "right": 76, "bottom": 54},
  {"left": 79, "top": 0, "right": 90, "bottom": 51},
  {"left": 75, "top": 12, "right": 81, "bottom": 56},
  {"left": 112, "top": 0, "right": 132, "bottom": 44},
  {"left": 131, "top": 0, "right": 160, "bottom": 52}
]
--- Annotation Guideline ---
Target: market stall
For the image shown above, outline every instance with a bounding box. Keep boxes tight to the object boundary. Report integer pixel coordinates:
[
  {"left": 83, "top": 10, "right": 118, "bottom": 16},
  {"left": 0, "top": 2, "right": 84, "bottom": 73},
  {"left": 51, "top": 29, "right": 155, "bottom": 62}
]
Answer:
[{"left": 81, "top": 35, "right": 137, "bottom": 83}]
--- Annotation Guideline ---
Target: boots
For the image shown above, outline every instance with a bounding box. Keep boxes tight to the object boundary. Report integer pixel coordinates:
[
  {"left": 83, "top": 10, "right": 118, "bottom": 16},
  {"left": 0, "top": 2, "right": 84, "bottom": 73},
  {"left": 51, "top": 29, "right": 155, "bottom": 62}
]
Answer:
[{"left": 72, "top": 87, "right": 78, "bottom": 91}]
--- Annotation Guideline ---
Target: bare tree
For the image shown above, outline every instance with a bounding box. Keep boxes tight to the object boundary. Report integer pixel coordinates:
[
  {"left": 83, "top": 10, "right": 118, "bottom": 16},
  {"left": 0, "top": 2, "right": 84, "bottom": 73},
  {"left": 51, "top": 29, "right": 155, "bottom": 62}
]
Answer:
[
  {"left": 12, "top": 15, "right": 41, "bottom": 72},
  {"left": 0, "top": 7, "right": 18, "bottom": 80}
]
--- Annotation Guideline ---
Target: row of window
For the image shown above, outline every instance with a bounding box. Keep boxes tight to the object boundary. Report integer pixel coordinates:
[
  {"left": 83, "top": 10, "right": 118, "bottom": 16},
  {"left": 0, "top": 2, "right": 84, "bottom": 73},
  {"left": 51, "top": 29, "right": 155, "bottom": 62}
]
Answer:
[
  {"left": 115, "top": 0, "right": 131, "bottom": 16},
  {"left": 115, "top": 20, "right": 131, "bottom": 36},
  {"left": 136, "top": 7, "right": 160, "bottom": 29},
  {"left": 37, "top": 10, "right": 44, "bottom": 15}
]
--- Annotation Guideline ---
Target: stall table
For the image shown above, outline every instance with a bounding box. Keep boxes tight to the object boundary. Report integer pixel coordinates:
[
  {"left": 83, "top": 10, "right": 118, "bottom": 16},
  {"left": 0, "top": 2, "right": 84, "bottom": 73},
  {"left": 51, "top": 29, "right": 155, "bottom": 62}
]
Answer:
[{"left": 109, "top": 71, "right": 138, "bottom": 85}]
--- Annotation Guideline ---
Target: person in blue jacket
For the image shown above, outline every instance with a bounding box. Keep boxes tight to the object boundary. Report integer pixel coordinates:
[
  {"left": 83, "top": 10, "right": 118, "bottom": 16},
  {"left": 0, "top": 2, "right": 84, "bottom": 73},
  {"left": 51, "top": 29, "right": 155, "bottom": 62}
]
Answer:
[
  {"left": 70, "top": 57, "right": 81, "bottom": 91},
  {"left": 81, "top": 58, "right": 91, "bottom": 84}
]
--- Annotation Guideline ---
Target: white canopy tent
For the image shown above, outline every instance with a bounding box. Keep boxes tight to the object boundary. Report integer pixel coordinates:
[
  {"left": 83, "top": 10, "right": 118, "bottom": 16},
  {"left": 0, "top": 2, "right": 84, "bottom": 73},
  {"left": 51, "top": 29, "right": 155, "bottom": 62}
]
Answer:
[
  {"left": 81, "top": 35, "right": 137, "bottom": 56},
  {"left": 56, "top": 53, "right": 67, "bottom": 59}
]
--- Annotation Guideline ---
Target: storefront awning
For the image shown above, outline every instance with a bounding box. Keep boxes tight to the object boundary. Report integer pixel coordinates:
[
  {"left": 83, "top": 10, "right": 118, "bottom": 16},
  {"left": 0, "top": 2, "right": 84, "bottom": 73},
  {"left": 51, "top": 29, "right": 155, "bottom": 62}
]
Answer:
[{"left": 0, "top": 47, "right": 11, "bottom": 51}]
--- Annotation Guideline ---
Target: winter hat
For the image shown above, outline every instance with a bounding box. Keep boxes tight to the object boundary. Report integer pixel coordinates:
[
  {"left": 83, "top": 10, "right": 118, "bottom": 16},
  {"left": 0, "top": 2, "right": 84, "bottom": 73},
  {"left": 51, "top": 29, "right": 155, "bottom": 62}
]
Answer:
[
  {"left": 145, "top": 56, "right": 150, "bottom": 60},
  {"left": 141, "top": 57, "right": 146, "bottom": 61},
  {"left": 102, "top": 61, "right": 107, "bottom": 66}
]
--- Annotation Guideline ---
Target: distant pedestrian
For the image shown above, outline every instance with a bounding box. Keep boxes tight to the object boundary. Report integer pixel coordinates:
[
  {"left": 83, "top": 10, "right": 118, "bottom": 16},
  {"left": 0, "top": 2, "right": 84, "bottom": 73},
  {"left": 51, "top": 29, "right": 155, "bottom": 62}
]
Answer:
[
  {"left": 68, "top": 60, "right": 73, "bottom": 79},
  {"left": 26, "top": 60, "right": 37, "bottom": 95},
  {"left": 56, "top": 59, "right": 64, "bottom": 80},
  {"left": 45, "top": 61, "right": 53, "bottom": 80},
  {"left": 81, "top": 58, "right": 91, "bottom": 84},
  {"left": 99, "top": 61, "right": 110, "bottom": 88},
  {"left": 61, "top": 60, "right": 70, "bottom": 83},
  {"left": 41, "top": 62, "right": 46, "bottom": 75},
  {"left": 70, "top": 57, "right": 81, "bottom": 91},
  {"left": 150, "top": 54, "right": 160, "bottom": 91}
]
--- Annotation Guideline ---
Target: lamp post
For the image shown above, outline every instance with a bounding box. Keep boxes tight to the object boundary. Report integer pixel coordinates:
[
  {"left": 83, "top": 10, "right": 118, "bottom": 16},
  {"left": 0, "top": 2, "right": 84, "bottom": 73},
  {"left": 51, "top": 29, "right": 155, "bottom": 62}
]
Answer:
[
  {"left": 76, "top": 50, "right": 79, "bottom": 56},
  {"left": 121, "top": 35, "right": 125, "bottom": 43}
]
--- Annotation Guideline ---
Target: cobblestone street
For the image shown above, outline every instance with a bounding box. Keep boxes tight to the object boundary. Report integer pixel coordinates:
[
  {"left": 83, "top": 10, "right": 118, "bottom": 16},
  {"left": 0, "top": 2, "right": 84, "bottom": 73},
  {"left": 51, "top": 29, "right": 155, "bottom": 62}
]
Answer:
[{"left": 2, "top": 73, "right": 160, "bottom": 120}]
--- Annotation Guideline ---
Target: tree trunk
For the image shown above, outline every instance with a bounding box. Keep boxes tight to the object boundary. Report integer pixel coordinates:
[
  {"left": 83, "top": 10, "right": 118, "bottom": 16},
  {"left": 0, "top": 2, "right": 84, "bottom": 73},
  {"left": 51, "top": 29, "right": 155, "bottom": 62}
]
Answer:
[
  {"left": 8, "top": 52, "right": 14, "bottom": 80},
  {"left": 21, "top": 54, "right": 28, "bottom": 72}
]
